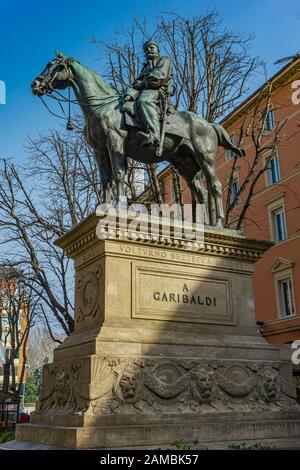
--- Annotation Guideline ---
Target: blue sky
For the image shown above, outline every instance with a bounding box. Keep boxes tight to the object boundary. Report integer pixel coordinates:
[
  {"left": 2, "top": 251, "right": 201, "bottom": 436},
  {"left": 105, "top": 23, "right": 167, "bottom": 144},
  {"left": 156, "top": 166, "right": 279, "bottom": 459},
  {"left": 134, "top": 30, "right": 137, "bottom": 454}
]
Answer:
[{"left": 1, "top": 0, "right": 300, "bottom": 162}]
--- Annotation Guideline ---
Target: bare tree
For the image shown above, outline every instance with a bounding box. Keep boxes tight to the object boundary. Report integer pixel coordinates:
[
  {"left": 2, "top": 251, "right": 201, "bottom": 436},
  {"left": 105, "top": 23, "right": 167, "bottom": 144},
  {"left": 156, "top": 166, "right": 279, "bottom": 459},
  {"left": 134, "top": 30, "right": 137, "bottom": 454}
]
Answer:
[
  {"left": 27, "top": 326, "right": 65, "bottom": 375},
  {"left": 0, "top": 130, "right": 101, "bottom": 337},
  {"left": 0, "top": 269, "right": 38, "bottom": 395},
  {"left": 98, "top": 10, "right": 260, "bottom": 119},
  {"left": 146, "top": 164, "right": 164, "bottom": 204},
  {"left": 94, "top": 21, "right": 143, "bottom": 94},
  {"left": 124, "top": 160, "right": 148, "bottom": 202},
  {"left": 159, "top": 11, "right": 260, "bottom": 120},
  {"left": 223, "top": 84, "right": 290, "bottom": 229}
]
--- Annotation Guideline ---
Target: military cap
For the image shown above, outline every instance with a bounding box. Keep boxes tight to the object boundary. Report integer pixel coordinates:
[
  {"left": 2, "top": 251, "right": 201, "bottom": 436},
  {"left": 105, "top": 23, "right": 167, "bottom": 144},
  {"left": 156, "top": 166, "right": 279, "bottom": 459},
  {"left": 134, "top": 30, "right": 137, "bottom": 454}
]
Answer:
[{"left": 142, "top": 39, "right": 160, "bottom": 53}]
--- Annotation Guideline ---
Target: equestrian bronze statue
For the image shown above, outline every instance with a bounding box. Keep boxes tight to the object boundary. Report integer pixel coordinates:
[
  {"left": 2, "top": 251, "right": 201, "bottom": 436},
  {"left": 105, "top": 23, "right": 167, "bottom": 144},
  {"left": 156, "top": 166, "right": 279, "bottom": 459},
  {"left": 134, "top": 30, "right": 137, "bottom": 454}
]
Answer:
[{"left": 31, "top": 45, "right": 245, "bottom": 227}]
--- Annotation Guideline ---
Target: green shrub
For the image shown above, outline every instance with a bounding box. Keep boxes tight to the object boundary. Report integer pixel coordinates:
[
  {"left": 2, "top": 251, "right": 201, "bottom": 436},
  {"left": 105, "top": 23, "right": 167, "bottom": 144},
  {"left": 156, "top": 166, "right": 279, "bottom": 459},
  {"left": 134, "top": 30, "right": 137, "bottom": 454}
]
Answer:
[
  {"left": 24, "top": 374, "right": 38, "bottom": 404},
  {"left": 0, "top": 431, "right": 15, "bottom": 444},
  {"left": 171, "top": 439, "right": 207, "bottom": 450},
  {"left": 170, "top": 439, "right": 274, "bottom": 450}
]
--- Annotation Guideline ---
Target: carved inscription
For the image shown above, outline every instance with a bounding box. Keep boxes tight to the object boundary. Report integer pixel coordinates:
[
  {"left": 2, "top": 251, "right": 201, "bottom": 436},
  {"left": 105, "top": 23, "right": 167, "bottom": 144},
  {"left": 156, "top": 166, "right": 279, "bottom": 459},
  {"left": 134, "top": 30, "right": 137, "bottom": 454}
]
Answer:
[
  {"left": 132, "top": 264, "right": 235, "bottom": 325},
  {"left": 119, "top": 244, "right": 249, "bottom": 271},
  {"left": 120, "top": 244, "right": 168, "bottom": 259},
  {"left": 153, "top": 283, "right": 217, "bottom": 307}
]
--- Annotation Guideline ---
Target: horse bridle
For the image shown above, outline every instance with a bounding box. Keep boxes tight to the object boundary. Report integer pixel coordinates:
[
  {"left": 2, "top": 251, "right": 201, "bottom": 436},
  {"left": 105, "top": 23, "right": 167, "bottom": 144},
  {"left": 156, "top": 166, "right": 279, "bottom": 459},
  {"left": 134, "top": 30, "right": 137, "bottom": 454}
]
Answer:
[
  {"left": 36, "top": 57, "right": 120, "bottom": 127},
  {"left": 36, "top": 58, "right": 79, "bottom": 127},
  {"left": 40, "top": 57, "right": 73, "bottom": 93}
]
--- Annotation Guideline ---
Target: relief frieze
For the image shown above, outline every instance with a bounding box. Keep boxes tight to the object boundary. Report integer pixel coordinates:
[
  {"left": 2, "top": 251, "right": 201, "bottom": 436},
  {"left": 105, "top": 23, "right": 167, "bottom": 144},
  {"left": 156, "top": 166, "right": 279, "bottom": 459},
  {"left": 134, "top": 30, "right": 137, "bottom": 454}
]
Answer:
[{"left": 35, "top": 358, "right": 300, "bottom": 416}]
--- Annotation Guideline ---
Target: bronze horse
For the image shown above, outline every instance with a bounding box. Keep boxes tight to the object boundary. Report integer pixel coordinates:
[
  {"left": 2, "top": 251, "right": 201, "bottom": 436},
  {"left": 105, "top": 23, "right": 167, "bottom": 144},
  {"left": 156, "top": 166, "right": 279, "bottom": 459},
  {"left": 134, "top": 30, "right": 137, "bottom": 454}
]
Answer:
[{"left": 31, "top": 51, "right": 245, "bottom": 227}]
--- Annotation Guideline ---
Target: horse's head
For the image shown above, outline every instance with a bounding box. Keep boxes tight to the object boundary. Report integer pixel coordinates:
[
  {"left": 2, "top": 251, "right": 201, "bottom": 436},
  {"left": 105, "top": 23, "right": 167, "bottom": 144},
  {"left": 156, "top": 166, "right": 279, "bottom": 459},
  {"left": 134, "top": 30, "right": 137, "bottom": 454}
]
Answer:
[{"left": 31, "top": 51, "right": 73, "bottom": 96}]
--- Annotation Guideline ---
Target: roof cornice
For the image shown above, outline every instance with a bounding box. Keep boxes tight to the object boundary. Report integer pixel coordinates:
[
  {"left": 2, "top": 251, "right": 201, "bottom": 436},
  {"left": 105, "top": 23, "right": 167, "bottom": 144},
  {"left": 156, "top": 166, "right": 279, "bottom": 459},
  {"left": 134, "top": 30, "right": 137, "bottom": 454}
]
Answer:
[{"left": 221, "top": 57, "right": 300, "bottom": 130}]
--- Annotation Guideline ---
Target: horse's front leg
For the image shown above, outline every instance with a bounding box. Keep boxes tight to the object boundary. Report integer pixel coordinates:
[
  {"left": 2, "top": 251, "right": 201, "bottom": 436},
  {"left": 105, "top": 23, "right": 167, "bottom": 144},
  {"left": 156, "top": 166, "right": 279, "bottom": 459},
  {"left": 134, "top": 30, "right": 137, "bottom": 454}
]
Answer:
[
  {"left": 94, "top": 149, "right": 113, "bottom": 204},
  {"left": 106, "top": 128, "right": 126, "bottom": 202}
]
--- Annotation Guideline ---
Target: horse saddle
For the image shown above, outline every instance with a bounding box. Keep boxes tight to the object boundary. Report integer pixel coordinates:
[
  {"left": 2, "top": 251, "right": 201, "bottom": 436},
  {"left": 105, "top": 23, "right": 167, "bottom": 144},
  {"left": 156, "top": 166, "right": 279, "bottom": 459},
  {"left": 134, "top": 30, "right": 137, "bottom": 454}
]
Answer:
[{"left": 123, "top": 103, "right": 190, "bottom": 140}]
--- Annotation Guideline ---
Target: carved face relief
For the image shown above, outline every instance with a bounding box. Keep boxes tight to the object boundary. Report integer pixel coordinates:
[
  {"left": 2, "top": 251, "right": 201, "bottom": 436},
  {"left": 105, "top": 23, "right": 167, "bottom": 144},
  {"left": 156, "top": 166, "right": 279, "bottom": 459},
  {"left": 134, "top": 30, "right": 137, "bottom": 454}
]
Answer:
[
  {"left": 191, "top": 367, "right": 214, "bottom": 403},
  {"left": 260, "top": 370, "right": 278, "bottom": 402},
  {"left": 54, "top": 370, "right": 71, "bottom": 406},
  {"left": 118, "top": 372, "right": 140, "bottom": 404}
]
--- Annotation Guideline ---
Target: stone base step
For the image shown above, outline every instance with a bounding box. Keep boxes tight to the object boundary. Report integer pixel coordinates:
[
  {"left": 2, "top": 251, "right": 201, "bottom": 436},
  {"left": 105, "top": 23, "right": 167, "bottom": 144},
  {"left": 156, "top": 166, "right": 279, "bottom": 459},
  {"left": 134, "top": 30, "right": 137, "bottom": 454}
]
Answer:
[
  {"left": 2, "top": 437, "right": 300, "bottom": 450},
  {"left": 14, "top": 411, "right": 300, "bottom": 449}
]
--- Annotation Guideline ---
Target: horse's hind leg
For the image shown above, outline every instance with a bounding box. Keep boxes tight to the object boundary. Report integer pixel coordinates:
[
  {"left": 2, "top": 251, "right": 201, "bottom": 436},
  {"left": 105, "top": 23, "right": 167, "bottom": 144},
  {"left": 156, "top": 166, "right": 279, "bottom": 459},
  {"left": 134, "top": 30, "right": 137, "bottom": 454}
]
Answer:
[
  {"left": 190, "top": 122, "right": 224, "bottom": 227},
  {"left": 192, "top": 170, "right": 207, "bottom": 203},
  {"left": 202, "top": 160, "right": 224, "bottom": 227},
  {"left": 192, "top": 170, "right": 208, "bottom": 223},
  {"left": 171, "top": 157, "right": 207, "bottom": 224}
]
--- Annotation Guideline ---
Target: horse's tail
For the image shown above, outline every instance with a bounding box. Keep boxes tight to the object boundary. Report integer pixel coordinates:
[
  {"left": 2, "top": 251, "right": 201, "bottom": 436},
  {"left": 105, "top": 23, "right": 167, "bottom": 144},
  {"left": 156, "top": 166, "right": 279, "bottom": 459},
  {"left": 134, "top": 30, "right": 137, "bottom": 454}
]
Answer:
[{"left": 212, "top": 123, "right": 246, "bottom": 158}]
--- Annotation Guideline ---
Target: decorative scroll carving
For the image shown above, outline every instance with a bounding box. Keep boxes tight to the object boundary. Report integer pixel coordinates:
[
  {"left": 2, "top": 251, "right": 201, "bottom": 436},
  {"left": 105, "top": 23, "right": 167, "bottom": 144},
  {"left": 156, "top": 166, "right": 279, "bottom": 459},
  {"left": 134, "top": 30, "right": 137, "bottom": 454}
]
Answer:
[
  {"left": 76, "top": 264, "right": 102, "bottom": 322},
  {"left": 143, "top": 363, "right": 187, "bottom": 400},
  {"left": 215, "top": 365, "right": 257, "bottom": 398}
]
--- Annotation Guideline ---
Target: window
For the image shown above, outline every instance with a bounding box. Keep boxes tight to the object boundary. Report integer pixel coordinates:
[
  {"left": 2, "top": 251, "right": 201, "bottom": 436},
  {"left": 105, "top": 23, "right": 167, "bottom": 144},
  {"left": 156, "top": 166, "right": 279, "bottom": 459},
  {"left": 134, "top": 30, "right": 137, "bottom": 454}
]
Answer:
[
  {"left": 278, "top": 278, "right": 295, "bottom": 317},
  {"left": 267, "top": 196, "right": 287, "bottom": 243},
  {"left": 272, "top": 258, "right": 296, "bottom": 319},
  {"left": 5, "top": 348, "right": 12, "bottom": 360},
  {"left": 265, "top": 109, "right": 275, "bottom": 131},
  {"left": 159, "top": 181, "right": 165, "bottom": 197},
  {"left": 230, "top": 177, "right": 240, "bottom": 205},
  {"left": 225, "top": 134, "right": 237, "bottom": 160},
  {"left": 272, "top": 207, "right": 287, "bottom": 242},
  {"left": 262, "top": 109, "right": 275, "bottom": 133},
  {"left": 170, "top": 180, "right": 176, "bottom": 201},
  {"left": 267, "top": 155, "right": 280, "bottom": 185}
]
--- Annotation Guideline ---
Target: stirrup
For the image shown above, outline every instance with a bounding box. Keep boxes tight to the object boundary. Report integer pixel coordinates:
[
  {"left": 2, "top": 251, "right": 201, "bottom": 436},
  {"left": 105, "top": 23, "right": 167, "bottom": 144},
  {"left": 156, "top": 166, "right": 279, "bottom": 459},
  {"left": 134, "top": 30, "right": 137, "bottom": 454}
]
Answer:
[{"left": 143, "top": 137, "right": 159, "bottom": 150}]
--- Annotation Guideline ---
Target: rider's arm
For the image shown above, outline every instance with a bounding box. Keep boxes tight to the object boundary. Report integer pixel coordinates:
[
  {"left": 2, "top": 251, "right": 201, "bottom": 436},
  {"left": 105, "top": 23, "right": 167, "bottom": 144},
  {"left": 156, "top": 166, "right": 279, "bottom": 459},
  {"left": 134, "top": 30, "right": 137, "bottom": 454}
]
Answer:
[{"left": 132, "top": 80, "right": 145, "bottom": 90}]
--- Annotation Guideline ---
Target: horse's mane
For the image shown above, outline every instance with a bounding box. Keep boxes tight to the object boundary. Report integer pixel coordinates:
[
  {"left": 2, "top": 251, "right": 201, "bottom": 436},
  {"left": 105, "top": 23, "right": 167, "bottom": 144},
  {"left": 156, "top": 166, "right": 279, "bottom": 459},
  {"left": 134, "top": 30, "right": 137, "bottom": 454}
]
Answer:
[{"left": 73, "top": 59, "right": 119, "bottom": 98}]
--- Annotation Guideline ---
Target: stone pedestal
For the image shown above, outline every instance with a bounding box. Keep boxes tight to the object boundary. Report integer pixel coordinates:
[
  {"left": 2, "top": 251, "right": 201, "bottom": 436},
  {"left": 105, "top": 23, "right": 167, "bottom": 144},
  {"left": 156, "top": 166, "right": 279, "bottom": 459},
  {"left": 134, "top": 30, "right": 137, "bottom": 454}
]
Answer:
[{"left": 15, "top": 214, "right": 300, "bottom": 449}]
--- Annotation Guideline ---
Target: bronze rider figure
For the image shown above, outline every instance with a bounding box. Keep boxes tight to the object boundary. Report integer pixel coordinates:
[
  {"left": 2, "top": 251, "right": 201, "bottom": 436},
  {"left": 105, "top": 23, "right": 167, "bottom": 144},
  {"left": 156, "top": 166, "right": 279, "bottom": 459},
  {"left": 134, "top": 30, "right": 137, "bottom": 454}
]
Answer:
[{"left": 122, "top": 39, "right": 173, "bottom": 151}]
